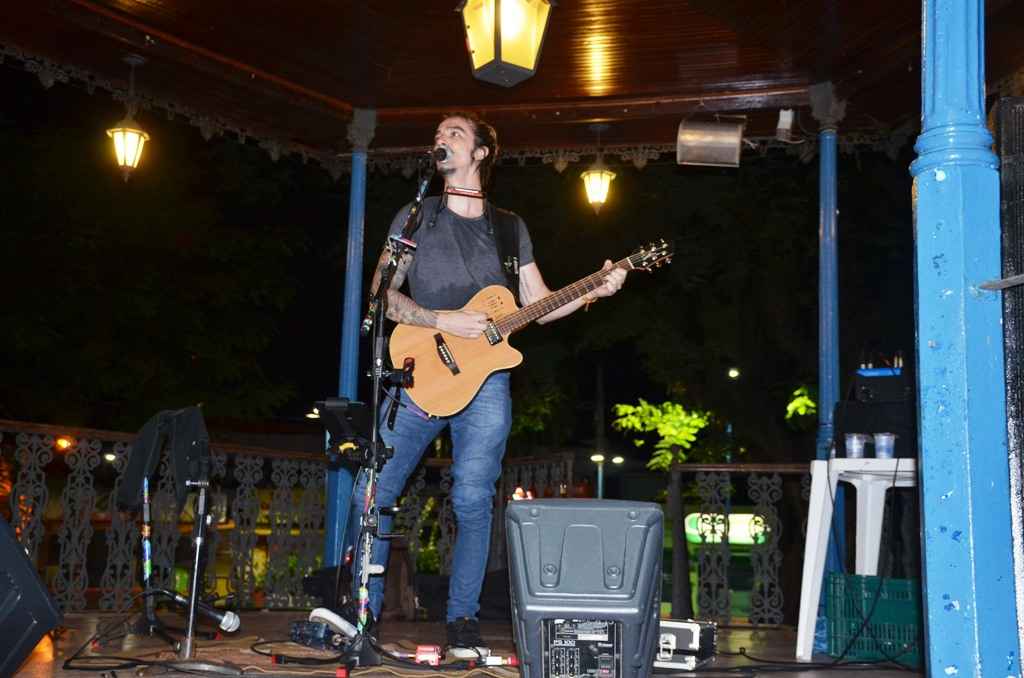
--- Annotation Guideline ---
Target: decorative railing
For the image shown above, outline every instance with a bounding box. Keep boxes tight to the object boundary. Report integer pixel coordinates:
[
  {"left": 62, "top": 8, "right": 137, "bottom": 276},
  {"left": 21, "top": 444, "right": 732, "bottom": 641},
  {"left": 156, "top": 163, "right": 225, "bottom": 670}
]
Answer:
[
  {"left": 666, "top": 463, "right": 811, "bottom": 627},
  {"left": 0, "top": 419, "right": 574, "bottom": 615}
]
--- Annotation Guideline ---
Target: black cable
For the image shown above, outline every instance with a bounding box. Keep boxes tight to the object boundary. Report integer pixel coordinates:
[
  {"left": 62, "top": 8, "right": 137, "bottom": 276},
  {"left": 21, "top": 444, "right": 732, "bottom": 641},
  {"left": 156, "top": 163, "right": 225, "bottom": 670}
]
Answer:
[
  {"left": 62, "top": 590, "right": 240, "bottom": 674},
  {"left": 250, "top": 639, "right": 347, "bottom": 666},
  {"left": 371, "top": 639, "right": 480, "bottom": 673},
  {"left": 249, "top": 635, "right": 482, "bottom": 673}
]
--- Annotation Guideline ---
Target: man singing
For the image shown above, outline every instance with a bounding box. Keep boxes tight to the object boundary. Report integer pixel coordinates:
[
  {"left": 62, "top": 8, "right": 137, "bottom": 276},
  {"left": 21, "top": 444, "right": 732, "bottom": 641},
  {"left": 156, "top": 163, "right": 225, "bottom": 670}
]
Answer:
[{"left": 349, "top": 111, "right": 627, "bottom": 658}]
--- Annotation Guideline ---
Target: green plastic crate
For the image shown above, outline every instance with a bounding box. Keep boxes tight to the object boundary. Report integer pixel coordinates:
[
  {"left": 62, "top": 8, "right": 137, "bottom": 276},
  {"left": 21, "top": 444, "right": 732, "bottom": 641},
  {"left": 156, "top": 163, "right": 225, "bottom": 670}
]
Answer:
[{"left": 826, "top": 573, "right": 923, "bottom": 668}]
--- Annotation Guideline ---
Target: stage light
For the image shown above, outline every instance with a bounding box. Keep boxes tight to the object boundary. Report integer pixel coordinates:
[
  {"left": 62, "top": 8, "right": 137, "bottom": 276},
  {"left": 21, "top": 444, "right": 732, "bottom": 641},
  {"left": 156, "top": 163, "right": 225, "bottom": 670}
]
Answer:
[
  {"left": 306, "top": 407, "right": 320, "bottom": 419},
  {"left": 727, "top": 367, "right": 741, "bottom": 380},
  {"left": 457, "top": 0, "right": 554, "bottom": 87},
  {"left": 55, "top": 436, "right": 74, "bottom": 451},
  {"left": 107, "top": 55, "right": 150, "bottom": 181}
]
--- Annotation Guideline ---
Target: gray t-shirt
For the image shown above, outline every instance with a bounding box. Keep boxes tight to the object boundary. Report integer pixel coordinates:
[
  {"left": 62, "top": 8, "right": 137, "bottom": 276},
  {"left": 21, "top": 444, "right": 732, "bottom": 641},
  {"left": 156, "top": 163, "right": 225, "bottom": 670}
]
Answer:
[{"left": 387, "top": 196, "right": 534, "bottom": 311}]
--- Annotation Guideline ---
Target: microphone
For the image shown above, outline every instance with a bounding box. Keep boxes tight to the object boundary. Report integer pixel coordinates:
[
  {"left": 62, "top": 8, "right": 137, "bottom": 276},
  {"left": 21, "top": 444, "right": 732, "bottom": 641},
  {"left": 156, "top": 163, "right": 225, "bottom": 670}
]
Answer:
[
  {"left": 429, "top": 146, "right": 449, "bottom": 162},
  {"left": 158, "top": 589, "right": 241, "bottom": 632}
]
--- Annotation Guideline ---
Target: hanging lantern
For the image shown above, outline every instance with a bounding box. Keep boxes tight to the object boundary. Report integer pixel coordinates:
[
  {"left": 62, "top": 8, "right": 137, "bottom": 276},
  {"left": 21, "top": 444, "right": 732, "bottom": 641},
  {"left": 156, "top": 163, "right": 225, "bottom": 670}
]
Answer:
[
  {"left": 581, "top": 160, "right": 615, "bottom": 214},
  {"left": 107, "top": 117, "right": 150, "bottom": 179},
  {"left": 107, "top": 55, "right": 149, "bottom": 181},
  {"left": 457, "top": 0, "right": 554, "bottom": 87}
]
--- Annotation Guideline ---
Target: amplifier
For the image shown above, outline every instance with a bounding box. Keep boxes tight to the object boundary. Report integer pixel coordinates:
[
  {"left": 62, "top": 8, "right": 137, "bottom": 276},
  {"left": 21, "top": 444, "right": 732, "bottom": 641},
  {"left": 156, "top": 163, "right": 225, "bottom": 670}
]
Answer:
[
  {"left": 0, "top": 516, "right": 63, "bottom": 676},
  {"left": 506, "top": 499, "right": 663, "bottom": 678}
]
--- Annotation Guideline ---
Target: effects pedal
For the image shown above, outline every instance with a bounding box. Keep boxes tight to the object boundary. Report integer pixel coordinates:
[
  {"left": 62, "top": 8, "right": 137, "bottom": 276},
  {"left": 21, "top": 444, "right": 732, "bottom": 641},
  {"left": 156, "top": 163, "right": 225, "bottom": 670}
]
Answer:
[
  {"left": 652, "top": 619, "right": 716, "bottom": 671},
  {"left": 290, "top": 620, "right": 346, "bottom": 651}
]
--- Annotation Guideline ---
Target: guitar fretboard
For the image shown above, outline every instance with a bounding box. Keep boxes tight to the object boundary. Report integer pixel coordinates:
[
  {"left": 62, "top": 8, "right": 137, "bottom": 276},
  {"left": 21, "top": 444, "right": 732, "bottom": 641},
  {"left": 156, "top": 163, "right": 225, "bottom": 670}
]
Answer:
[{"left": 494, "top": 257, "right": 632, "bottom": 336}]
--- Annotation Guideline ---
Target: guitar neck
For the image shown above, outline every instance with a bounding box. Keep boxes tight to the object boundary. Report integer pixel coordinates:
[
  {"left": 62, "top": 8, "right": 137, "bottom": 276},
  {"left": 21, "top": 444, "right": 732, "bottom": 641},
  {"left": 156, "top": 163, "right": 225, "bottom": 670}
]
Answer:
[{"left": 495, "top": 257, "right": 632, "bottom": 336}]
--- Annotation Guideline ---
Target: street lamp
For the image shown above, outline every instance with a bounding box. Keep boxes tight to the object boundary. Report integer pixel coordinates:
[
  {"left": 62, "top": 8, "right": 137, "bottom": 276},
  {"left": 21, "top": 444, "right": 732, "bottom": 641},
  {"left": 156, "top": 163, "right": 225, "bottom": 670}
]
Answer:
[
  {"left": 457, "top": 0, "right": 554, "bottom": 87},
  {"left": 727, "top": 367, "right": 741, "bottom": 380},
  {"left": 106, "top": 55, "right": 150, "bottom": 181},
  {"left": 591, "top": 453, "right": 624, "bottom": 499}
]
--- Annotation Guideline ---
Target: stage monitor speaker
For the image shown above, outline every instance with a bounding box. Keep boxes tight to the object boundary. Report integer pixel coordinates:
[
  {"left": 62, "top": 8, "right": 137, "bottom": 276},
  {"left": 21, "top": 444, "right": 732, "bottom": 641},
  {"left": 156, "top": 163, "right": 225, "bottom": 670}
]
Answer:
[
  {"left": 0, "top": 515, "right": 63, "bottom": 676},
  {"left": 506, "top": 499, "right": 663, "bottom": 678}
]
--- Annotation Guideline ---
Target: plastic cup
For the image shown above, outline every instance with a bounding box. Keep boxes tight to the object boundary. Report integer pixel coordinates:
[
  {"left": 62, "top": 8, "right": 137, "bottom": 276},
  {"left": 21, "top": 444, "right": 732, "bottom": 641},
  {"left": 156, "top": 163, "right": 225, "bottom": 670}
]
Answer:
[
  {"left": 845, "top": 433, "right": 869, "bottom": 458},
  {"left": 874, "top": 432, "right": 897, "bottom": 459}
]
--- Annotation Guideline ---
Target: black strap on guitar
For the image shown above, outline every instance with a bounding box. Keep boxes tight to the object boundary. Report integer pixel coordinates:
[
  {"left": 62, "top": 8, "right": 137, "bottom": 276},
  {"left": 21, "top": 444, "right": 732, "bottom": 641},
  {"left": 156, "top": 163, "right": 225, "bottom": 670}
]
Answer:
[{"left": 487, "top": 203, "right": 521, "bottom": 305}]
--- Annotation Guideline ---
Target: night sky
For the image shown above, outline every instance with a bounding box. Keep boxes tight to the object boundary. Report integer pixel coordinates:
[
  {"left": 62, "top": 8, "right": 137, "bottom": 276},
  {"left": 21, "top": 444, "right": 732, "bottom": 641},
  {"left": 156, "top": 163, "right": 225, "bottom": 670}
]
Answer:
[{"left": 0, "top": 61, "right": 917, "bottom": 461}]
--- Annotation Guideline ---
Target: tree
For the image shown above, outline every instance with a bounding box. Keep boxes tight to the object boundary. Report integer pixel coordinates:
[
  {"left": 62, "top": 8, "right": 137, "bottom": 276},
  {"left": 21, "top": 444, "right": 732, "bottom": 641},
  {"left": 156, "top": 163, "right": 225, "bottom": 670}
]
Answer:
[{"left": 0, "top": 76, "right": 311, "bottom": 428}]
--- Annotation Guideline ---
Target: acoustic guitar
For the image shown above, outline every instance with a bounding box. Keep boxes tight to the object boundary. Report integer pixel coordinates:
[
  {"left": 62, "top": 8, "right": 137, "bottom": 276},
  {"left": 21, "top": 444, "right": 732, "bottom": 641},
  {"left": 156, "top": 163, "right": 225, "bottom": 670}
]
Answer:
[{"left": 389, "top": 240, "right": 673, "bottom": 416}]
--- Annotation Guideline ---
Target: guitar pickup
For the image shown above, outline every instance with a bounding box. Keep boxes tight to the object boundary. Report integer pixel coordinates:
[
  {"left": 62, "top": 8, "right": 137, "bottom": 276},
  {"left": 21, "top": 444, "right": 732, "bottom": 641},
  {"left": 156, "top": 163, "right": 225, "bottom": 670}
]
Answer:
[
  {"left": 434, "top": 333, "right": 460, "bottom": 375},
  {"left": 483, "top": 321, "right": 502, "bottom": 346}
]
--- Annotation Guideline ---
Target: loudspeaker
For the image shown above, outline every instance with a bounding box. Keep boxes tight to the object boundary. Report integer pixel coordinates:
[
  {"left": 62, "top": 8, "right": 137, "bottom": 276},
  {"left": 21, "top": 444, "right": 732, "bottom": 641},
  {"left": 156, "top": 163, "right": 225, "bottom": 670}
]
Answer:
[
  {"left": 0, "top": 516, "right": 63, "bottom": 676},
  {"left": 676, "top": 120, "right": 745, "bottom": 167},
  {"left": 506, "top": 499, "right": 663, "bottom": 678}
]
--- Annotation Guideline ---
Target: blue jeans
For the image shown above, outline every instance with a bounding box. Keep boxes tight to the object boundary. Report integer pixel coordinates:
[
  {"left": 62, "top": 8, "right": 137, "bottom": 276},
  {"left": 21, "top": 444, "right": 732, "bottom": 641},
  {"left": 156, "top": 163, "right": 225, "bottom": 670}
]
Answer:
[{"left": 347, "top": 371, "right": 511, "bottom": 622}]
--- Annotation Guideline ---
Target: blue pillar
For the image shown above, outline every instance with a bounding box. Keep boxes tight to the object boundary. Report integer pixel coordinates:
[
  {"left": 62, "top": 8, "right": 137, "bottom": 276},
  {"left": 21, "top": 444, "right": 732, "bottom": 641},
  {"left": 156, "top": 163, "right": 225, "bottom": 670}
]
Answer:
[
  {"left": 324, "top": 109, "right": 376, "bottom": 566},
  {"left": 810, "top": 81, "right": 847, "bottom": 651},
  {"left": 816, "top": 125, "right": 840, "bottom": 465},
  {"left": 911, "top": 2, "right": 1019, "bottom": 675}
]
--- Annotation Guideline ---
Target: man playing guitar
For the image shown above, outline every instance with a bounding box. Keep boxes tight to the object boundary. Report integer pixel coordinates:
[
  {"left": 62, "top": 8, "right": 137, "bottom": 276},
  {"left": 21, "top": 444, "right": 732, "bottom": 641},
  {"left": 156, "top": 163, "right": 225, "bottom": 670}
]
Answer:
[{"left": 348, "top": 111, "right": 627, "bottom": 658}]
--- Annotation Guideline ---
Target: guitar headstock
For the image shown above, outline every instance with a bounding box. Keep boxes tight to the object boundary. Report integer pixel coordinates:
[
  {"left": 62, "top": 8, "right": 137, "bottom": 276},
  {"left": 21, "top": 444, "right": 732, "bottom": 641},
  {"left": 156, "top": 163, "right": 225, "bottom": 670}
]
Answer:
[{"left": 627, "top": 239, "right": 674, "bottom": 272}]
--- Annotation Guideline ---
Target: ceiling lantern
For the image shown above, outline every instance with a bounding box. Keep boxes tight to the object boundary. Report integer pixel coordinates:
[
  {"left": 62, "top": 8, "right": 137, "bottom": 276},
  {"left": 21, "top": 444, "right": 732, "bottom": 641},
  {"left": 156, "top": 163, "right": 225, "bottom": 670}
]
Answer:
[
  {"left": 107, "top": 54, "right": 150, "bottom": 181},
  {"left": 457, "top": 0, "right": 554, "bottom": 87},
  {"left": 581, "top": 160, "right": 615, "bottom": 214},
  {"left": 107, "top": 119, "right": 150, "bottom": 178}
]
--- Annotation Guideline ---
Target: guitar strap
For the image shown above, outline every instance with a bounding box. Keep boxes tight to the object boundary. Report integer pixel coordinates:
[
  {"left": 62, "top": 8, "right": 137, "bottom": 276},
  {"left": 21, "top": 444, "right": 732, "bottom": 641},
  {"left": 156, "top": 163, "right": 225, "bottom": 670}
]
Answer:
[{"left": 487, "top": 202, "right": 521, "bottom": 305}]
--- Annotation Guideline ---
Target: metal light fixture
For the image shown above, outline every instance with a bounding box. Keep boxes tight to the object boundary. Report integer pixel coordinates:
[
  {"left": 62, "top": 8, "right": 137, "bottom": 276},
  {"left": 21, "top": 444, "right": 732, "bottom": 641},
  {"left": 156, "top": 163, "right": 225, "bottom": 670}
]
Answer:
[
  {"left": 107, "top": 55, "right": 150, "bottom": 181},
  {"left": 581, "top": 158, "right": 615, "bottom": 214},
  {"left": 581, "top": 123, "right": 615, "bottom": 214},
  {"left": 457, "top": 0, "right": 554, "bottom": 87}
]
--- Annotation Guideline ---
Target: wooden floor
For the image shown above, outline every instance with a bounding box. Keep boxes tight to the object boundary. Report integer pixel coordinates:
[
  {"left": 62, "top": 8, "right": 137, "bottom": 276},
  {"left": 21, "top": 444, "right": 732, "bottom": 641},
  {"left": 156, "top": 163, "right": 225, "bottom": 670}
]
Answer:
[{"left": 19, "top": 612, "right": 920, "bottom": 677}]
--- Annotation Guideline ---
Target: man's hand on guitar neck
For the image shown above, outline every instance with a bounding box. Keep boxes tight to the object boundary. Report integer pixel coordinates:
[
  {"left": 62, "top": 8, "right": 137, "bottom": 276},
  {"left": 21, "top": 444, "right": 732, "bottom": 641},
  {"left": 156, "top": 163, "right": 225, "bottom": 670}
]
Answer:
[
  {"left": 436, "top": 309, "right": 488, "bottom": 339},
  {"left": 591, "top": 259, "right": 627, "bottom": 298}
]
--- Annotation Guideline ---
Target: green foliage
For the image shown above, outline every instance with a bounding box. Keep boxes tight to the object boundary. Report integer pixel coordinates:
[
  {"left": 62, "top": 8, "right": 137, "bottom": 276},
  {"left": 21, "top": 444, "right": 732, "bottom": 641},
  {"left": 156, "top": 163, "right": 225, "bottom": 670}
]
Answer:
[
  {"left": 511, "top": 386, "right": 566, "bottom": 436},
  {"left": 416, "top": 546, "right": 441, "bottom": 574},
  {"left": 785, "top": 386, "right": 817, "bottom": 420},
  {"left": 612, "top": 399, "right": 711, "bottom": 471}
]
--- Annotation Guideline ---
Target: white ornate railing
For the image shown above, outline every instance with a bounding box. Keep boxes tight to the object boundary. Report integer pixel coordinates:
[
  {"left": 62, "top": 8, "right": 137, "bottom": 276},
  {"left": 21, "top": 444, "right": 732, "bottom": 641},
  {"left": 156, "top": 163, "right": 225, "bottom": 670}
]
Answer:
[
  {"left": 0, "top": 419, "right": 575, "bottom": 614},
  {"left": 667, "top": 462, "right": 811, "bottom": 627}
]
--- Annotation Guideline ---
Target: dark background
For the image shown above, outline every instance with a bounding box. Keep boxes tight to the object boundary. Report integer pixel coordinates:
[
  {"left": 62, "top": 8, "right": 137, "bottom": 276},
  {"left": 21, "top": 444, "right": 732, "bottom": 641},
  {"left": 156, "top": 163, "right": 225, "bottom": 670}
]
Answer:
[{"left": 0, "top": 63, "right": 917, "bottom": 464}]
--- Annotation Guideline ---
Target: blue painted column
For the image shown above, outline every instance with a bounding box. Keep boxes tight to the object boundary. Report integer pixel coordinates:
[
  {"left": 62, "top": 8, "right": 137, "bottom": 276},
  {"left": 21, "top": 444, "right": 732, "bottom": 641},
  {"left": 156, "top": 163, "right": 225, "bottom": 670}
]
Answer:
[
  {"left": 911, "top": 2, "right": 1019, "bottom": 675},
  {"left": 810, "top": 81, "right": 847, "bottom": 651},
  {"left": 324, "top": 108, "right": 376, "bottom": 566}
]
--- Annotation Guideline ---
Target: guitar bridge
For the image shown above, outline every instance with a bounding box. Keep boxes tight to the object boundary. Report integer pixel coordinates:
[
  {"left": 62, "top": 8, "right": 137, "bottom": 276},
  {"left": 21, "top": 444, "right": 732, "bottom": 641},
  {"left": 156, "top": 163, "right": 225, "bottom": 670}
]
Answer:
[
  {"left": 483, "top": 321, "right": 503, "bottom": 346},
  {"left": 434, "top": 333, "right": 460, "bottom": 375}
]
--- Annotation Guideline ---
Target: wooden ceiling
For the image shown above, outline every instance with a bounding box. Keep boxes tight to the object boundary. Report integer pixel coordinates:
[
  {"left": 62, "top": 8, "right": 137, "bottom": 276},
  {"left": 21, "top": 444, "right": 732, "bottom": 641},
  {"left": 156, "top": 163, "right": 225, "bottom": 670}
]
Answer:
[{"left": 3, "top": 0, "right": 1024, "bottom": 155}]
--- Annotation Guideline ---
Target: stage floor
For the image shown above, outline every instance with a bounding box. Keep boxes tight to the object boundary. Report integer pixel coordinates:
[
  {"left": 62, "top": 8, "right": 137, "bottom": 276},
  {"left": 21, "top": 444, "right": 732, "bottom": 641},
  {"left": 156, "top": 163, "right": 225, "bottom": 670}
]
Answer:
[{"left": 20, "top": 612, "right": 920, "bottom": 677}]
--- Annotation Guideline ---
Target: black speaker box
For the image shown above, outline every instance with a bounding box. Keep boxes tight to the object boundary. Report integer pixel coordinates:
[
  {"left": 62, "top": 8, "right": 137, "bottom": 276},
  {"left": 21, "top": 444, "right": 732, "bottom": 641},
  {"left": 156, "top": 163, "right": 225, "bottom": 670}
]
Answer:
[
  {"left": 0, "top": 516, "right": 63, "bottom": 676},
  {"left": 506, "top": 499, "right": 663, "bottom": 678}
]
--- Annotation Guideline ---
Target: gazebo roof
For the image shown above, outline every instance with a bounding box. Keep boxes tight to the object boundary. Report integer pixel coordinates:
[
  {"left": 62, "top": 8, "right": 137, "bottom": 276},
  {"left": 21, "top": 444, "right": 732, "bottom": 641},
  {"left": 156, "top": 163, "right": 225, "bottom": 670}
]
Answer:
[{"left": 4, "top": 0, "right": 1024, "bottom": 171}]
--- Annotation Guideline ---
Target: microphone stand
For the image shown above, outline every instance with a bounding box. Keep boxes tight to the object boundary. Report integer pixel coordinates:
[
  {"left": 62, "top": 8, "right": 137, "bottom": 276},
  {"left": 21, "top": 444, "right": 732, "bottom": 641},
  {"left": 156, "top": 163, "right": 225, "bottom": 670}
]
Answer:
[
  {"left": 180, "top": 473, "right": 211, "bottom": 659},
  {"left": 343, "top": 162, "right": 435, "bottom": 667},
  {"left": 134, "top": 475, "right": 181, "bottom": 651}
]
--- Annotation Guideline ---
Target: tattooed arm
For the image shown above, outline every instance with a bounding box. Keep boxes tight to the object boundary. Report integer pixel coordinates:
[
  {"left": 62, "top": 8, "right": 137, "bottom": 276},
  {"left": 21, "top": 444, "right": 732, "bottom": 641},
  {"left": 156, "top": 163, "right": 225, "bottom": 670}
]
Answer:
[{"left": 370, "top": 249, "right": 487, "bottom": 339}]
